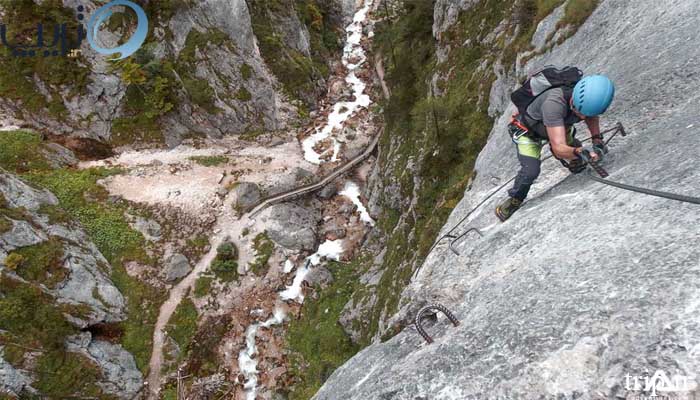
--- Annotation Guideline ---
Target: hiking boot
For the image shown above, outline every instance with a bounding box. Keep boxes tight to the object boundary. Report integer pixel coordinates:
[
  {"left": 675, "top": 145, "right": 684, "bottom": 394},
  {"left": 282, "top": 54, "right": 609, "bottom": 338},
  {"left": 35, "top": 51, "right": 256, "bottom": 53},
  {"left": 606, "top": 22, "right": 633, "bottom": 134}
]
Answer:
[{"left": 495, "top": 197, "right": 523, "bottom": 222}]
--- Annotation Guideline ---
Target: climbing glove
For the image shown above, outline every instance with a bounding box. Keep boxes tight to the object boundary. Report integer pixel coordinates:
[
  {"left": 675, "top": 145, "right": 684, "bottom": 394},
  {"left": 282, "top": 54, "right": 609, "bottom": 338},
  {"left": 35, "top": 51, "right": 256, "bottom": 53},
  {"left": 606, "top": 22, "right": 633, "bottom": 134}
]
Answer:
[{"left": 592, "top": 135, "right": 608, "bottom": 156}]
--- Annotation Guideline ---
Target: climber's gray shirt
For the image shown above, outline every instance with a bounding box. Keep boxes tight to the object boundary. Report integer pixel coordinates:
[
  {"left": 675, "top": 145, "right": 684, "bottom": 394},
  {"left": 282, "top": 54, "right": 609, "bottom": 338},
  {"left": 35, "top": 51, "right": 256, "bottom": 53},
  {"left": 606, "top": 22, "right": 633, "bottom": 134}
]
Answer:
[{"left": 525, "top": 87, "right": 583, "bottom": 139}]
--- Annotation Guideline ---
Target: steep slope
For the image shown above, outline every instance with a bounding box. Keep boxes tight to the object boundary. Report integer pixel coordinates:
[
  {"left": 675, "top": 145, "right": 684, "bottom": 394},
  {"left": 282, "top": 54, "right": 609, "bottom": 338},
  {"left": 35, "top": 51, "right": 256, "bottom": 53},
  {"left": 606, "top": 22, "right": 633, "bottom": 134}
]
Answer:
[
  {"left": 0, "top": 0, "right": 346, "bottom": 147},
  {"left": 315, "top": 0, "right": 700, "bottom": 398},
  {"left": 0, "top": 168, "right": 141, "bottom": 398}
]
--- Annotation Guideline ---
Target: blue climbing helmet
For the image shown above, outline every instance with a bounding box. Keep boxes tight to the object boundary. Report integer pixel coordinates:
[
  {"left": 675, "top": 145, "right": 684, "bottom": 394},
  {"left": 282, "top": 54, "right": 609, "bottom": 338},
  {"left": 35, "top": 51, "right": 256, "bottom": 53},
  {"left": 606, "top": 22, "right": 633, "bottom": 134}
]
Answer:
[{"left": 572, "top": 75, "right": 615, "bottom": 117}]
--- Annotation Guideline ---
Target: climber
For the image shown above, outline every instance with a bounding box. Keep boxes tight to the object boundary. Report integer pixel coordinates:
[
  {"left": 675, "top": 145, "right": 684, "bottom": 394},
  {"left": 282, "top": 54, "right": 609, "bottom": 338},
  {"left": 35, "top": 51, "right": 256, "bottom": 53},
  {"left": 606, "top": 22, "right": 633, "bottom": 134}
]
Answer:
[{"left": 495, "top": 69, "right": 615, "bottom": 221}]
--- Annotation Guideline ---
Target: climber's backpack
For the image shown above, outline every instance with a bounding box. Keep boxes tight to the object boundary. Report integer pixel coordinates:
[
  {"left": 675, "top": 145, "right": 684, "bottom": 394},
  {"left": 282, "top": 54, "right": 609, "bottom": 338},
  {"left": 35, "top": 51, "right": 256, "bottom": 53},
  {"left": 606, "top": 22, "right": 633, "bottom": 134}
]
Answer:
[{"left": 510, "top": 66, "right": 583, "bottom": 119}]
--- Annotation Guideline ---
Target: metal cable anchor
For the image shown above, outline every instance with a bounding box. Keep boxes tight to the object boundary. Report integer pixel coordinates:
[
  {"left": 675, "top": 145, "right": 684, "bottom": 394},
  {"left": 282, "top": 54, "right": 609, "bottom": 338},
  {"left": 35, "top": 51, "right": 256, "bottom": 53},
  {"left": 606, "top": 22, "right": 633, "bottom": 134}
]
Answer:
[{"left": 414, "top": 303, "right": 460, "bottom": 344}]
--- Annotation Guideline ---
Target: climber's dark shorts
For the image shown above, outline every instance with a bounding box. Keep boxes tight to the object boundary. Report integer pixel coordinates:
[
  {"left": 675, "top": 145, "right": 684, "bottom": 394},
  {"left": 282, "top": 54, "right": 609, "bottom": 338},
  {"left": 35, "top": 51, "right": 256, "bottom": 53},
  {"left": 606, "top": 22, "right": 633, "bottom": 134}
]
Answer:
[{"left": 508, "top": 127, "right": 577, "bottom": 201}]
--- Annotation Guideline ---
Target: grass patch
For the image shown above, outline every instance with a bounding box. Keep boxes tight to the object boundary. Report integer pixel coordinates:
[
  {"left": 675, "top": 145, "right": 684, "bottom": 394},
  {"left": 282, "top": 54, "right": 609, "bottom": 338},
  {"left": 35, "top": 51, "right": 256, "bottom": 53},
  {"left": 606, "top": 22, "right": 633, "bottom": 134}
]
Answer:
[
  {"left": 0, "top": 1, "right": 89, "bottom": 119},
  {"left": 166, "top": 298, "right": 199, "bottom": 355},
  {"left": 12, "top": 238, "right": 66, "bottom": 289},
  {"left": 285, "top": 259, "right": 362, "bottom": 399},
  {"left": 23, "top": 168, "right": 145, "bottom": 263},
  {"left": 23, "top": 167, "right": 164, "bottom": 373},
  {"left": 188, "top": 155, "right": 229, "bottom": 167},
  {"left": 240, "top": 63, "right": 254, "bottom": 80},
  {"left": 193, "top": 276, "right": 214, "bottom": 298},
  {"left": 560, "top": 0, "right": 599, "bottom": 28},
  {"left": 210, "top": 242, "right": 238, "bottom": 282},
  {"left": 0, "top": 216, "right": 11, "bottom": 234},
  {"left": 235, "top": 86, "right": 253, "bottom": 102},
  {"left": 0, "top": 273, "right": 109, "bottom": 398},
  {"left": 0, "top": 130, "right": 51, "bottom": 173},
  {"left": 248, "top": 232, "right": 274, "bottom": 276}
]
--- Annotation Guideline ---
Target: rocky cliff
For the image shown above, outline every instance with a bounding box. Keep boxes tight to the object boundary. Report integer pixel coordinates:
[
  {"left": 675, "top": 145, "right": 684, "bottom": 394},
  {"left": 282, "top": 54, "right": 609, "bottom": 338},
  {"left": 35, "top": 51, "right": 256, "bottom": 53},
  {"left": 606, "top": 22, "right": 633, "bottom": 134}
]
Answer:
[
  {"left": 0, "top": 0, "right": 347, "bottom": 147},
  {"left": 0, "top": 168, "right": 141, "bottom": 398},
  {"left": 317, "top": 0, "right": 700, "bottom": 398}
]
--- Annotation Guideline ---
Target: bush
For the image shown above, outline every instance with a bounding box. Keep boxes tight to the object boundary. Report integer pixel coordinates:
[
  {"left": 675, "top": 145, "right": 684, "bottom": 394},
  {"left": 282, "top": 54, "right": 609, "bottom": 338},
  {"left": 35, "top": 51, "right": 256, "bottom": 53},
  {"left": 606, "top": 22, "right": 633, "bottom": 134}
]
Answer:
[
  {"left": 193, "top": 276, "right": 214, "bottom": 298},
  {"left": 210, "top": 242, "right": 238, "bottom": 282},
  {"left": 188, "top": 155, "right": 229, "bottom": 167},
  {"left": 3, "top": 253, "right": 24, "bottom": 271},
  {"left": 248, "top": 232, "right": 273, "bottom": 276}
]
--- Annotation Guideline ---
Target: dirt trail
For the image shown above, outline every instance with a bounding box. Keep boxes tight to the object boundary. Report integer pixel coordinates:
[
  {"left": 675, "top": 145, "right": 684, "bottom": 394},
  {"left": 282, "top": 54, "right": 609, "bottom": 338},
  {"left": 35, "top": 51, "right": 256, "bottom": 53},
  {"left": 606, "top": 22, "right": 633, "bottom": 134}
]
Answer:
[{"left": 146, "top": 199, "right": 251, "bottom": 399}]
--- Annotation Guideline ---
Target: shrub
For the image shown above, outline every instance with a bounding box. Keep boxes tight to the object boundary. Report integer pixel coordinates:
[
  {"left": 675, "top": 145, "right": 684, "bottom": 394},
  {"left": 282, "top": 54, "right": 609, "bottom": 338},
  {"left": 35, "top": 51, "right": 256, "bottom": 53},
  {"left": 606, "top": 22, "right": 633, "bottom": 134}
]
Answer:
[
  {"left": 3, "top": 253, "right": 24, "bottom": 271},
  {"left": 188, "top": 155, "right": 229, "bottom": 167},
  {"left": 248, "top": 232, "right": 273, "bottom": 276},
  {"left": 210, "top": 242, "right": 238, "bottom": 282}
]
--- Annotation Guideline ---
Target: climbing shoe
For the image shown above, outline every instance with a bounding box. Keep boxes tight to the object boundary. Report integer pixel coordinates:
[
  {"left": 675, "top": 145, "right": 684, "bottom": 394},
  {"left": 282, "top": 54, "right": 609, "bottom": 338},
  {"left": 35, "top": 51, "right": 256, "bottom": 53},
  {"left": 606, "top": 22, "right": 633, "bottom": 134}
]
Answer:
[{"left": 495, "top": 197, "right": 523, "bottom": 222}]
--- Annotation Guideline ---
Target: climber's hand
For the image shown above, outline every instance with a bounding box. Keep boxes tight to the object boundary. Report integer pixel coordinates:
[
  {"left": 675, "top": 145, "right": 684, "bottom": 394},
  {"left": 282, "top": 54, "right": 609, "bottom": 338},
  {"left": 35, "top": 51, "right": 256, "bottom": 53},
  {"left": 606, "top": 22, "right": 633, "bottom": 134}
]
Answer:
[
  {"left": 592, "top": 136, "right": 607, "bottom": 155},
  {"left": 576, "top": 146, "right": 601, "bottom": 163}
]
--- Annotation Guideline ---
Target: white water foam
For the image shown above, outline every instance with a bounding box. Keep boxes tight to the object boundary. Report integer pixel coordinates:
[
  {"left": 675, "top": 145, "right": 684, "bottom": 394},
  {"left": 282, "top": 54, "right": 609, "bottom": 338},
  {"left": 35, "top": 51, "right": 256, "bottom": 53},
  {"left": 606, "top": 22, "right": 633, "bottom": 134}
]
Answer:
[
  {"left": 238, "top": 238, "right": 344, "bottom": 398},
  {"left": 302, "top": 0, "right": 374, "bottom": 164},
  {"left": 340, "top": 181, "right": 375, "bottom": 225},
  {"left": 238, "top": 307, "right": 287, "bottom": 400}
]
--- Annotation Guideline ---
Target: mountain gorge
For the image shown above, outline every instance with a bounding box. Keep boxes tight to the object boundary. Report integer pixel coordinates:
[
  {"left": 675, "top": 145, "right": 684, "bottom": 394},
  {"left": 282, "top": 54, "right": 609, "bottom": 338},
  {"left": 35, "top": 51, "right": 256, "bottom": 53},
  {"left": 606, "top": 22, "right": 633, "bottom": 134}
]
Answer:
[{"left": 1, "top": 0, "right": 699, "bottom": 399}]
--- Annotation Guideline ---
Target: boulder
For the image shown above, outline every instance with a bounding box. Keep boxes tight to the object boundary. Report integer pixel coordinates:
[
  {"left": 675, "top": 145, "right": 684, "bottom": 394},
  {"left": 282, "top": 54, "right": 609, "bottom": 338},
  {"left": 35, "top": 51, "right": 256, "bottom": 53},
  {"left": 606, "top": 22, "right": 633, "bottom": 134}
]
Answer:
[
  {"left": 132, "top": 216, "right": 162, "bottom": 242},
  {"left": 163, "top": 253, "right": 191, "bottom": 282},
  {"left": 0, "top": 351, "right": 34, "bottom": 397},
  {"left": 66, "top": 333, "right": 143, "bottom": 399},
  {"left": 264, "top": 203, "right": 320, "bottom": 251},
  {"left": 232, "top": 182, "right": 262, "bottom": 212}
]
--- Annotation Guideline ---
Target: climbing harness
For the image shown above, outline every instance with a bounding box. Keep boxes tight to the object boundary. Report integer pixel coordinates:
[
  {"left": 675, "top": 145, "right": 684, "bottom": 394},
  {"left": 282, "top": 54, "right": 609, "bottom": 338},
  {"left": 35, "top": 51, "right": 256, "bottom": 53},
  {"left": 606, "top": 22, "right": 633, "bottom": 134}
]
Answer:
[{"left": 414, "top": 303, "right": 460, "bottom": 344}]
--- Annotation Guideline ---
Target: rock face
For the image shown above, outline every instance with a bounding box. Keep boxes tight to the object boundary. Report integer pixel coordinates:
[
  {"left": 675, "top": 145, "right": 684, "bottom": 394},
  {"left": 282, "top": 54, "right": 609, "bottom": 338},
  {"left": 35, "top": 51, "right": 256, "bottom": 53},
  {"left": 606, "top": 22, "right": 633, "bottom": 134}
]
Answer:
[
  {"left": 0, "top": 1, "right": 346, "bottom": 146},
  {"left": 66, "top": 333, "right": 142, "bottom": 399},
  {"left": 0, "top": 171, "right": 126, "bottom": 326},
  {"left": 0, "top": 350, "right": 34, "bottom": 397},
  {"left": 232, "top": 182, "right": 262, "bottom": 212},
  {"left": 0, "top": 170, "right": 139, "bottom": 396},
  {"left": 263, "top": 202, "right": 321, "bottom": 251},
  {"left": 315, "top": 0, "right": 700, "bottom": 398}
]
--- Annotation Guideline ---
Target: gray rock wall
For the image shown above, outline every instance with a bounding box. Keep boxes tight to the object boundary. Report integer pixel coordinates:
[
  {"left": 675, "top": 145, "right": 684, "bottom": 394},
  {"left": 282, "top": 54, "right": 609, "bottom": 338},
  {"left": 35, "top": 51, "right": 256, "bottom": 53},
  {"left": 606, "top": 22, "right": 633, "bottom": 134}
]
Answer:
[
  {"left": 315, "top": 0, "right": 700, "bottom": 398},
  {"left": 0, "top": 170, "right": 141, "bottom": 397},
  {"left": 0, "top": 0, "right": 346, "bottom": 146}
]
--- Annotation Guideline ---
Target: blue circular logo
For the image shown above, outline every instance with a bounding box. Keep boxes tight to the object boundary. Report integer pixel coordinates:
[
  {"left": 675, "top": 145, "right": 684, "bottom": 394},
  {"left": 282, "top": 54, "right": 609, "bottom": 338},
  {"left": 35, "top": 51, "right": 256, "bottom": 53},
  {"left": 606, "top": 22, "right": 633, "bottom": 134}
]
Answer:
[{"left": 87, "top": 0, "right": 148, "bottom": 60}]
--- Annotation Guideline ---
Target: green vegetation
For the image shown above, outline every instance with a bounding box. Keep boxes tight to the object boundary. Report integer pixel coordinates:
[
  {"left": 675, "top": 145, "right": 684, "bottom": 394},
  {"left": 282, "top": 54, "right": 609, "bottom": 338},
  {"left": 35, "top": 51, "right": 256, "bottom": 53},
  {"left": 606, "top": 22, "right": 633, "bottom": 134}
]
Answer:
[
  {"left": 189, "top": 155, "right": 229, "bottom": 167},
  {"left": 0, "top": 130, "right": 50, "bottom": 173},
  {"left": 235, "top": 86, "right": 253, "bottom": 102},
  {"left": 24, "top": 167, "right": 164, "bottom": 372},
  {"left": 25, "top": 169, "right": 145, "bottom": 263},
  {"left": 240, "top": 63, "right": 254, "bottom": 80},
  {"left": 35, "top": 350, "right": 104, "bottom": 398},
  {"left": 0, "top": 216, "right": 11, "bottom": 234},
  {"left": 0, "top": 1, "right": 89, "bottom": 119},
  {"left": 285, "top": 259, "right": 362, "bottom": 399},
  {"left": 248, "top": 232, "right": 274, "bottom": 275},
  {"left": 166, "top": 298, "right": 199, "bottom": 354},
  {"left": 210, "top": 242, "right": 239, "bottom": 282},
  {"left": 247, "top": 0, "right": 341, "bottom": 107},
  {"left": 561, "top": 0, "right": 599, "bottom": 27},
  {"left": 0, "top": 274, "right": 108, "bottom": 398},
  {"left": 12, "top": 239, "right": 66, "bottom": 288},
  {"left": 185, "top": 315, "right": 230, "bottom": 378},
  {"left": 194, "top": 276, "right": 214, "bottom": 298}
]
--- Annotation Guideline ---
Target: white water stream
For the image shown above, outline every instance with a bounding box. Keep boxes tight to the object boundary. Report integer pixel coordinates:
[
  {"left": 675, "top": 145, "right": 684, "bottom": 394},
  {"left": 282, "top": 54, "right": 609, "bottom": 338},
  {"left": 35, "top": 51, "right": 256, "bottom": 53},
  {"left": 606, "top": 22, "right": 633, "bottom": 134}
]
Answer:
[{"left": 302, "top": 0, "right": 374, "bottom": 164}]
